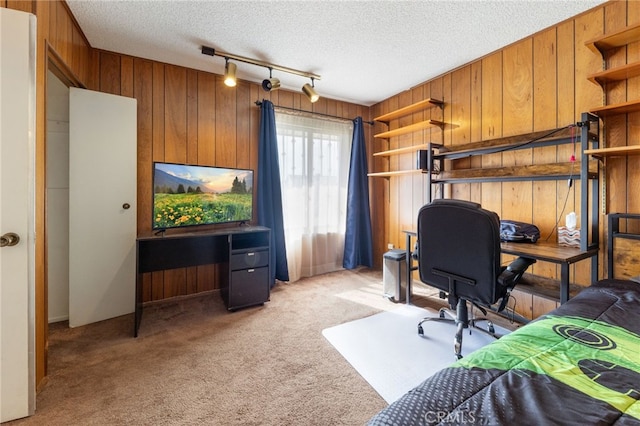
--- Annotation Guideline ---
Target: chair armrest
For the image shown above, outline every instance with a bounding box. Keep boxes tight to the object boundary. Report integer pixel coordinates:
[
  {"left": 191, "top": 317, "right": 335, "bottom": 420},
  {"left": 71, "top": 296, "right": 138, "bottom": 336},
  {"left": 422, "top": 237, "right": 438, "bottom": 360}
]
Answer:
[
  {"left": 496, "top": 257, "right": 536, "bottom": 312},
  {"left": 499, "top": 257, "right": 536, "bottom": 288}
]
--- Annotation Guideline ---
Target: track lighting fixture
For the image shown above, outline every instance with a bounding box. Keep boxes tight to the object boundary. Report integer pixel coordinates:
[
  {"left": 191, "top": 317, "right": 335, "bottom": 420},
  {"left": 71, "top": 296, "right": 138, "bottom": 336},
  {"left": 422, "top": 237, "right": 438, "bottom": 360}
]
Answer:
[
  {"left": 302, "top": 78, "right": 319, "bottom": 103},
  {"left": 224, "top": 58, "right": 237, "bottom": 87},
  {"left": 262, "top": 68, "right": 280, "bottom": 92},
  {"left": 202, "top": 46, "right": 320, "bottom": 99}
]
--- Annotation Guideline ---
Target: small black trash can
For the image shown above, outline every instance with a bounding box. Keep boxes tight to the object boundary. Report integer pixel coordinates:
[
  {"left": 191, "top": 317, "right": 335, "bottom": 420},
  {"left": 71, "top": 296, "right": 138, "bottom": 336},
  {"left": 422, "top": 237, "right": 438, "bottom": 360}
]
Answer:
[{"left": 383, "top": 249, "right": 406, "bottom": 302}]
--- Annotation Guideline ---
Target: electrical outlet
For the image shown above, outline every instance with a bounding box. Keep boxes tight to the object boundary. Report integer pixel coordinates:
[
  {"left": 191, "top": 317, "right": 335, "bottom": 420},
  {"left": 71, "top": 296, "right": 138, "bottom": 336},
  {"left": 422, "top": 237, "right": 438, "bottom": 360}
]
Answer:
[{"left": 387, "top": 243, "right": 394, "bottom": 250}]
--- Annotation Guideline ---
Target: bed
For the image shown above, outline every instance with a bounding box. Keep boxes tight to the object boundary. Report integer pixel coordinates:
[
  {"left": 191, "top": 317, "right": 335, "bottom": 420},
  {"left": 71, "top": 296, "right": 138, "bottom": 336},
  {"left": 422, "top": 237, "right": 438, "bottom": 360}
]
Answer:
[{"left": 367, "top": 279, "right": 640, "bottom": 425}]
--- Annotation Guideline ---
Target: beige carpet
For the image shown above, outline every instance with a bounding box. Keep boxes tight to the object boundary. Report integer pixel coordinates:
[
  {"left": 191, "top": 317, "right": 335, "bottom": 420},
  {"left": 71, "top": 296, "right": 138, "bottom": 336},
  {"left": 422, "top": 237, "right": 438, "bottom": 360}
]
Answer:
[{"left": 8, "top": 269, "right": 407, "bottom": 426}]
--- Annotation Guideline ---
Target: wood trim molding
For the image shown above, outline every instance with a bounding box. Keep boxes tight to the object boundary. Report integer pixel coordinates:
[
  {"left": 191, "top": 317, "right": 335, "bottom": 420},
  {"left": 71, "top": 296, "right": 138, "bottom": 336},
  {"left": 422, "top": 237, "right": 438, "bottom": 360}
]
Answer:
[{"left": 47, "top": 41, "right": 85, "bottom": 89}]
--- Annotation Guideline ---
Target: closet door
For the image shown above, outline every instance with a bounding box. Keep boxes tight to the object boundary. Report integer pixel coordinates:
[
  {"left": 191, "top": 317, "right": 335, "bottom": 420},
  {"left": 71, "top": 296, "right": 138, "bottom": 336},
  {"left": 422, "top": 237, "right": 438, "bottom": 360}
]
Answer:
[
  {"left": 0, "top": 8, "right": 36, "bottom": 422},
  {"left": 69, "top": 88, "right": 137, "bottom": 327}
]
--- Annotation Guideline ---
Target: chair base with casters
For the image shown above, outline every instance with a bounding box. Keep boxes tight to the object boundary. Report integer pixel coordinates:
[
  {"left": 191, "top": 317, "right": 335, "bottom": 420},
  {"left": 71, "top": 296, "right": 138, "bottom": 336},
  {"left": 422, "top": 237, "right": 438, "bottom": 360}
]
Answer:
[
  {"left": 416, "top": 256, "right": 535, "bottom": 359},
  {"left": 418, "top": 298, "right": 501, "bottom": 360}
]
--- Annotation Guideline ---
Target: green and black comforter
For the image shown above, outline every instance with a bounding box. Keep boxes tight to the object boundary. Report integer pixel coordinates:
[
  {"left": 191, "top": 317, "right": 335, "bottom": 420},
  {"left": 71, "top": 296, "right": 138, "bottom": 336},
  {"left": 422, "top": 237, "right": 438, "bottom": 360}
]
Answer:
[{"left": 367, "top": 279, "right": 640, "bottom": 425}]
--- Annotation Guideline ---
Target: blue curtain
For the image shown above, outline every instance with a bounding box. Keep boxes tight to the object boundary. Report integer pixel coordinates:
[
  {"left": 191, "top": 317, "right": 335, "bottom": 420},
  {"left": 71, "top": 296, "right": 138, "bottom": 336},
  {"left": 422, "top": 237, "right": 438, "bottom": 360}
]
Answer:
[
  {"left": 257, "top": 100, "right": 289, "bottom": 285},
  {"left": 343, "top": 117, "right": 373, "bottom": 269}
]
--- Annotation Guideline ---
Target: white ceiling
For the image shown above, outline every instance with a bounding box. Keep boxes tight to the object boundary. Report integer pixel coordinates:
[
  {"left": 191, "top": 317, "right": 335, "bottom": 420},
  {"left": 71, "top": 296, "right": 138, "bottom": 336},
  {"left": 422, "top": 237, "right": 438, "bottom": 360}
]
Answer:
[{"left": 66, "top": 0, "right": 606, "bottom": 107}]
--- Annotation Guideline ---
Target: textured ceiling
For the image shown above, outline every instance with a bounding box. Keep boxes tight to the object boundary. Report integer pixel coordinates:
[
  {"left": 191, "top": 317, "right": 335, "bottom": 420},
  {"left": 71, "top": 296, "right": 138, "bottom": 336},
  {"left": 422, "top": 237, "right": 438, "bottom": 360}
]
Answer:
[{"left": 66, "top": 0, "right": 606, "bottom": 106}]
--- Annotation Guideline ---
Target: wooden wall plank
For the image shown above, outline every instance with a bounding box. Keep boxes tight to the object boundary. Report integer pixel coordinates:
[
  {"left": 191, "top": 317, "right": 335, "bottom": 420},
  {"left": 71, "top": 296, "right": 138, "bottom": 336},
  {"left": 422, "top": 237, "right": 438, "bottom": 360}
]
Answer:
[
  {"left": 186, "top": 69, "right": 198, "bottom": 164},
  {"left": 134, "top": 59, "right": 153, "bottom": 235},
  {"left": 236, "top": 81, "right": 252, "bottom": 170},
  {"left": 603, "top": 2, "right": 629, "bottom": 220},
  {"left": 6, "top": 0, "right": 33, "bottom": 14},
  {"left": 502, "top": 40, "right": 534, "bottom": 224},
  {"left": 197, "top": 73, "right": 216, "bottom": 165},
  {"left": 450, "top": 66, "right": 472, "bottom": 201},
  {"left": 480, "top": 52, "right": 503, "bottom": 215},
  {"left": 411, "top": 84, "right": 425, "bottom": 222},
  {"left": 121, "top": 56, "right": 134, "bottom": 98},
  {"left": 164, "top": 65, "right": 187, "bottom": 164},
  {"left": 397, "top": 90, "right": 413, "bottom": 242},
  {"left": 627, "top": 2, "right": 640, "bottom": 225},
  {"left": 98, "top": 51, "right": 121, "bottom": 95},
  {"left": 469, "top": 61, "right": 483, "bottom": 205},
  {"left": 532, "top": 27, "right": 561, "bottom": 283},
  {"left": 215, "top": 78, "right": 237, "bottom": 167}
]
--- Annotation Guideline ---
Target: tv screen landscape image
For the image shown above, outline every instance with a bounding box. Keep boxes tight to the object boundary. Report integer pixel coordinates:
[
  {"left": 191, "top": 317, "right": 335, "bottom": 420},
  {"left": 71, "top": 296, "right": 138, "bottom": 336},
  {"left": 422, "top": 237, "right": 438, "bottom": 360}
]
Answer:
[{"left": 152, "top": 162, "right": 253, "bottom": 230}]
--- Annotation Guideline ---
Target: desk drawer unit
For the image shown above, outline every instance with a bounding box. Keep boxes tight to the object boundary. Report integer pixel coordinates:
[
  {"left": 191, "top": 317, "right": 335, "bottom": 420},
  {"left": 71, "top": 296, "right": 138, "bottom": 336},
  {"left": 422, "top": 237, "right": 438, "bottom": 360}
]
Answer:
[{"left": 224, "top": 231, "right": 271, "bottom": 310}]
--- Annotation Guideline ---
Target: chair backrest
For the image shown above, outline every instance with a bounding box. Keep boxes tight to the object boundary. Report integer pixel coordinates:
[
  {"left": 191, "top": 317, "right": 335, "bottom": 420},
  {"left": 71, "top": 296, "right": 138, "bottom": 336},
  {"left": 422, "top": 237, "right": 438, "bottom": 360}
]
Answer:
[{"left": 417, "top": 199, "right": 502, "bottom": 306}]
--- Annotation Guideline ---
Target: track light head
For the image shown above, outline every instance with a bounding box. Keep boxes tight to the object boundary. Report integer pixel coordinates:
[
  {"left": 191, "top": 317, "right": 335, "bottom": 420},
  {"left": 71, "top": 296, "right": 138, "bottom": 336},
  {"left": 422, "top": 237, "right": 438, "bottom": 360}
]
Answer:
[
  {"left": 224, "top": 59, "right": 237, "bottom": 87},
  {"left": 262, "top": 78, "right": 280, "bottom": 92},
  {"left": 302, "top": 81, "right": 319, "bottom": 103}
]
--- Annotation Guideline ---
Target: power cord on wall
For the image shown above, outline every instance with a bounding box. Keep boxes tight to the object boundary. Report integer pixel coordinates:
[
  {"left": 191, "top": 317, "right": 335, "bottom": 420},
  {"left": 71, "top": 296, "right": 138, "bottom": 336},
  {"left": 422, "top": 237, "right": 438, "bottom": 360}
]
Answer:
[{"left": 545, "top": 124, "right": 577, "bottom": 242}]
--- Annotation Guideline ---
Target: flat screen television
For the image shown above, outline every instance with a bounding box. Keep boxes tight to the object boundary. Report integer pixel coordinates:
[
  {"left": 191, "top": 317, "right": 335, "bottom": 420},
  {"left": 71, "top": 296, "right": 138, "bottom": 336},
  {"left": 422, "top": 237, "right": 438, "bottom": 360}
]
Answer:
[{"left": 152, "top": 162, "right": 254, "bottom": 230}]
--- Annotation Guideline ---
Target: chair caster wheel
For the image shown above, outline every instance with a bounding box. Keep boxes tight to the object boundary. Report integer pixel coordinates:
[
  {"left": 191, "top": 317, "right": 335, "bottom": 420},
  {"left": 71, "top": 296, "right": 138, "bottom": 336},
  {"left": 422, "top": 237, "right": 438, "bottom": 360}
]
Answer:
[
  {"left": 417, "top": 325, "right": 424, "bottom": 335},
  {"left": 438, "top": 311, "right": 445, "bottom": 319},
  {"left": 489, "top": 324, "right": 495, "bottom": 334},
  {"left": 455, "top": 354, "right": 463, "bottom": 360}
]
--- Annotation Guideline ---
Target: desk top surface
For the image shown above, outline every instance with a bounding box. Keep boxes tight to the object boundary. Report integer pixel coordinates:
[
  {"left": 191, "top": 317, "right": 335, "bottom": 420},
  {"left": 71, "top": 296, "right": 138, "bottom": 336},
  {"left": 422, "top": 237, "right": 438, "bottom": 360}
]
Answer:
[
  {"left": 137, "top": 225, "right": 270, "bottom": 241},
  {"left": 403, "top": 229, "right": 596, "bottom": 264},
  {"left": 501, "top": 241, "right": 597, "bottom": 263}
]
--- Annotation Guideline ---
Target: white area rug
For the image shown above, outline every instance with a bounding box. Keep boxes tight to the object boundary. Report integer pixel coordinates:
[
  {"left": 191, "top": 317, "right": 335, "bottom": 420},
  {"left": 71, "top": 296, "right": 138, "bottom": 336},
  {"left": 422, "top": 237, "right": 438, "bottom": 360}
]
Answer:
[{"left": 322, "top": 304, "right": 509, "bottom": 403}]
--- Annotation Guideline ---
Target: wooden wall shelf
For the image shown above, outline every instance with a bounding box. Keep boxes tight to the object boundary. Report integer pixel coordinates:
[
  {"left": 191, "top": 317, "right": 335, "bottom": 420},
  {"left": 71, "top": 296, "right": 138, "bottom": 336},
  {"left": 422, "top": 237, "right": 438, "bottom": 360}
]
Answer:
[
  {"left": 586, "top": 23, "right": 640, "bottom": 117},
  {"left": 367, "top": 170, "right": 422, "bottom": 178},
  {"left": 433, "top": 162, "right": 594, "bottom": 183},
  {"left": 587, "top": 61, "right": 640, "bottom": 86},
  {"left": 369, "top": 98, "right": 446, "bottom": 177},
  {"left": 584, "top": 145, "right": 640, "bottom": 159},
  {"left": 374, "top": 119, "right": 445, "bottom": 139},
  {"left": 431, "top": 127, "right": 595, "bottom": 160},
  {"left": 590, "top": 99, "right": 640, "bottom": 117},
  {"left": 374, "top": 98, "right": 443, "bottom": 123},
  {"left": 585, "top": 22, "right": 640, "bottom": 55},
  {"left": 373, "top": 143, "right": 429, "bottom": 157}
]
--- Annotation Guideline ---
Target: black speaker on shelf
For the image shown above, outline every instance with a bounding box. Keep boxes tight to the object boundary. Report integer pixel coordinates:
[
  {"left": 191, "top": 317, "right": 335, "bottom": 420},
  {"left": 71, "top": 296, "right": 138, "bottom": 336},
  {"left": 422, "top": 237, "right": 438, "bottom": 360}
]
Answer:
[{"left": 417, "top": 149, "right": 429, "bottom": 171}]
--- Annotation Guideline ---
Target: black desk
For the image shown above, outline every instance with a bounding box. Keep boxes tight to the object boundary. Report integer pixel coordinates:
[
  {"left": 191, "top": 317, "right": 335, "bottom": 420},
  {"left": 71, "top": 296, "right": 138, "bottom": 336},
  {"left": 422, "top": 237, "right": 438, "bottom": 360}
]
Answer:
[
  {"left": 135, "top": 226, "right": 270, "bottom": 337},
  {"left": 403, "top": 230, "right": 598, "bottom": 305}
]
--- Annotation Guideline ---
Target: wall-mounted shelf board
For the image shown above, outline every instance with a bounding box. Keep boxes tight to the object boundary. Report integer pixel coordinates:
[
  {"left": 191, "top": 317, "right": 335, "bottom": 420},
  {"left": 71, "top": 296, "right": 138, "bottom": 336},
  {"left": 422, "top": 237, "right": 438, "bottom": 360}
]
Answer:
[
  {"left": 433, "top": 161, "right": 596, "bottom": 183},
  {"left": 584, "top": 145, "right": 640, "bottom": 159},
  {"left": 374, "top": 119, "right": 445, "bottom": 139},
  {"left": 431, "top": 127, "right": 596, "bottom": 161},
  {"left": 373, "top": 143, "right": 430, "bottom": 157},
  {"left": 367, "top": 170, "right": 422, "bottom": 178},
  {"left": 585, "top": 23, "right": 640, "bottom": 55},
  {"left": 587, "top": 61, "right": 640, "bottom": 86},
  {"left": 374, "top": 98, "right": 443, "bottom": 123},
  {"left": 590, "top": 99, "right": 640, "bottom": 117}
]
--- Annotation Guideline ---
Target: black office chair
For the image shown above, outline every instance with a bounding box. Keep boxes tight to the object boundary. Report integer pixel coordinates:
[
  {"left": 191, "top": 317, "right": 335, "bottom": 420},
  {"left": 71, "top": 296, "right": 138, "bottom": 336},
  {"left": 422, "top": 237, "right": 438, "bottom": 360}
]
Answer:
[{"left": 415, "top": 199, "right": 535, "bottom": 359}]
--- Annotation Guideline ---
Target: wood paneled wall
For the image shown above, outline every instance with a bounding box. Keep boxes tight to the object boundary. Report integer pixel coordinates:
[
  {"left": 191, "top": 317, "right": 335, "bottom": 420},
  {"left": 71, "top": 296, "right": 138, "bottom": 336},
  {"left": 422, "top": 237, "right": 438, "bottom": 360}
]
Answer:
[
  {"left": 371, "top": 0, "right": 639, "bottom": 319},
  {"left": 91, "top": 52, "right": 371, "bottom": 302}
]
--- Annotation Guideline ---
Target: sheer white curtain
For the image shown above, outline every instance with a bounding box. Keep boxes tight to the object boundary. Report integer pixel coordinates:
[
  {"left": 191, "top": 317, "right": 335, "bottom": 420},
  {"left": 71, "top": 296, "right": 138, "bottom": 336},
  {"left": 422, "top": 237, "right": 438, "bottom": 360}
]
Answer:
[{"left": 275, "top": 111, "right": 353, "bottom": 282}]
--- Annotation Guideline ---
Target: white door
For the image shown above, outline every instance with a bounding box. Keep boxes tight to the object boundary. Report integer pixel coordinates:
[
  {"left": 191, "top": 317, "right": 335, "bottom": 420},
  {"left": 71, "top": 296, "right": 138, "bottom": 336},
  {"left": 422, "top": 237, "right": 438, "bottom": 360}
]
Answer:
[
  {"left": 0, "top": 8, "right": 36, "bottom": 422},
  {"left": 68, "top": 88, "right": 137, "bottom": 327}
]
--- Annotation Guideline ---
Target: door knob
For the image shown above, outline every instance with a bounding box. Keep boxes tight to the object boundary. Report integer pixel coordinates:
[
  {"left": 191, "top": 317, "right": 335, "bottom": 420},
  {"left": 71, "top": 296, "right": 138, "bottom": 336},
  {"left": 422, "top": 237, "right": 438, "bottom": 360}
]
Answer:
[{"left": 0, "top": 232, "right": 20, "bottom": 247}]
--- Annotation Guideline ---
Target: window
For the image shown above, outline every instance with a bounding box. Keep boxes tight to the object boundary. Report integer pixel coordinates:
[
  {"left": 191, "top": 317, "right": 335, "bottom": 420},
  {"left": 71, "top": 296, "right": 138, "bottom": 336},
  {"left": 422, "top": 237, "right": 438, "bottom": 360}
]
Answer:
[{"left": 275, "top": 112, "right": 353, "bottom": 282}]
